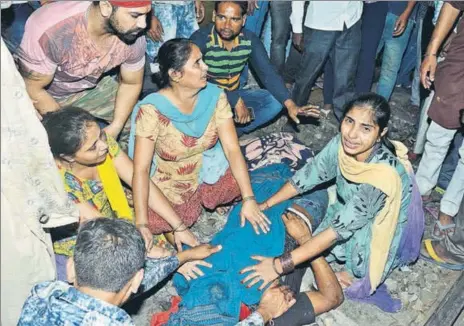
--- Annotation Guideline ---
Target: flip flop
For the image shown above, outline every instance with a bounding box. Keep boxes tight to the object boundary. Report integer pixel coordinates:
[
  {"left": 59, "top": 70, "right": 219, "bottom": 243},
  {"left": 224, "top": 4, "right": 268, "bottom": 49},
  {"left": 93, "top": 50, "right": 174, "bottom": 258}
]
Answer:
[
  {"left": 424, "top": 206, "right": 439, "bottom": 220},
  {"left": 432, "top": 220, "right": 456, "bottom": 240},
  {"left": 420, "top": 239, "right": 464, "bottom": 271}
]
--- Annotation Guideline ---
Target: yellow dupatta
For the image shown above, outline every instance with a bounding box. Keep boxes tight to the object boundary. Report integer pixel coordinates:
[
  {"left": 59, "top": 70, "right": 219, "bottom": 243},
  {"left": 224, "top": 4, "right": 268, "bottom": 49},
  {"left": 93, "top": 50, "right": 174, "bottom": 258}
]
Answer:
[
  {"left": 338, "top": 141, "right": 410, "bottom": 293},
  {"left": 96, "top": 154, "right": 133, "bottom": 222}
]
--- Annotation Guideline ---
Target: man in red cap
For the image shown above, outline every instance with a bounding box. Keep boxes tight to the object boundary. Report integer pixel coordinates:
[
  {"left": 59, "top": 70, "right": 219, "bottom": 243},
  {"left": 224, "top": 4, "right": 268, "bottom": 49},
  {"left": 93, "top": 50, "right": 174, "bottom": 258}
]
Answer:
[{"left": 16, "top": 1, "right": 151, "bottom": 149}]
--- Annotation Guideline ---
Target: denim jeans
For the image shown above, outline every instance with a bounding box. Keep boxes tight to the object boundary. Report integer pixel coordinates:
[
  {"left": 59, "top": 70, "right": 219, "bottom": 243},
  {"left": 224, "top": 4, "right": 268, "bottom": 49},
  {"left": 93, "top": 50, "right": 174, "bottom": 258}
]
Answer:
[
  {"left": 376, "top": 12, "right": 415, "bottom": 101},
  {"left": 268, "top": 1, "right": 292, "bottom": 76},
  {"left": 240, "top": 1, "right": 270, "bottom": 87},
  {"left": 323, "top": 59, "right": 334, "bottom": 105},
  {"left": 416, "top": 121, "right": 464, "bottom": 217},
  {"left": 292, "top": 21, "right": 362, "bottom": 120},
  {"left": 146, "top": 2, "right": 198, "bottom": 62},
  {"left": 0, "top": 3, "right": 38, "bottom": 54},
  {"left": 355, "top": 1, "right": 388, "bottom": 94},
  {"left": 397, "top": 22, "right": 418, "bottom": 87},
  {"left": 244, "top": 0, "right": 270, "bottom": 37},
  {"left": 235, "top": 89, "right": 282, "bottom": 136}
]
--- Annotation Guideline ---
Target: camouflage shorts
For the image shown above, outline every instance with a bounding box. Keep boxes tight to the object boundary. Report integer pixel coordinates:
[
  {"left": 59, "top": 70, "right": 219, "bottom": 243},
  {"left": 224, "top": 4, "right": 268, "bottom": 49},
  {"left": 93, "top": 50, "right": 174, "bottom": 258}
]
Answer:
[{"left": 56, "top": 76, "right": 131, "bottom": 151}]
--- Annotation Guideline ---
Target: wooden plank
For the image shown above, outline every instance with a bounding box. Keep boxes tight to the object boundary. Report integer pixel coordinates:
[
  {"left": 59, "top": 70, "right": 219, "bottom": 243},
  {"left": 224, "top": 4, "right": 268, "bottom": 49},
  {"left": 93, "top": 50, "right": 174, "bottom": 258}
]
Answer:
[{"left": 424, "top": 272, "right": 464, "bottom": 326}]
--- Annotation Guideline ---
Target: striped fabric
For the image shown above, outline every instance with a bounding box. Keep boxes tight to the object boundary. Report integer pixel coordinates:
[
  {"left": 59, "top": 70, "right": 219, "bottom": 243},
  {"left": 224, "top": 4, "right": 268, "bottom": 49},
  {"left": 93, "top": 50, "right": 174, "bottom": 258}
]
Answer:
[{"left": 204, "top": 26, "right": 252, "bottom": 91}]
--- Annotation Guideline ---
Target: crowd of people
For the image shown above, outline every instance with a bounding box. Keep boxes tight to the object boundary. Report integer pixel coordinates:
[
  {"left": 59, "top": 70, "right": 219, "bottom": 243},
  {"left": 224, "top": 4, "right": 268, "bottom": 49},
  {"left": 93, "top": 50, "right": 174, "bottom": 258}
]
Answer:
[{"left": 1, "top": 0, "right": 463, "bottom": 325}]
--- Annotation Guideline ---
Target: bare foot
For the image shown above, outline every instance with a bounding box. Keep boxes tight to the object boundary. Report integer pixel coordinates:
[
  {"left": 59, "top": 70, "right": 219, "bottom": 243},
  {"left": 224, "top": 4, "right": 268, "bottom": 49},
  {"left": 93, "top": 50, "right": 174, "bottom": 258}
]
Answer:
[
  {"left": 335, "top": 271, "right": 354, "bottom": 289},
  {"left": 438, "top": 212, "right": 454, "bottom": 227}
]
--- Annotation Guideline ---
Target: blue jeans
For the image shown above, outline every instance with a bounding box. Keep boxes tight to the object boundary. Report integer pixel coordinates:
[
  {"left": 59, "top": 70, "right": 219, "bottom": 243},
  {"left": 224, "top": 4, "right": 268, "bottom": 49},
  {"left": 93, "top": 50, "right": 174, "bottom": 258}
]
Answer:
[
  {"left": 376, "top": 12, "right": 415, "bottom": 101},
  {"left": 323, "top": 59, "right": 334, "bottom": 105},
  {"left": 235, "top": 89, "right": 282, "bottom": 136},
  {"left": 355, "top": 1, "right": 388, "bottom": 94},
  {"left": 146, "top": 2, "right": 198, "bottom": 62},
  {"left": 397, "top": 17, "right": 422, "bottom": 106},
  {"left": 292, "top": 21, "right": 362, "bottom": 120},
  {"left": 1, "top": 3, "right": 38, "bottom": 54},
  {"left": 240, "top": 1, "right": 270, "bottom": 87},
  {"left": 268, "top": 1, "right": 292, "bottom": 76}
]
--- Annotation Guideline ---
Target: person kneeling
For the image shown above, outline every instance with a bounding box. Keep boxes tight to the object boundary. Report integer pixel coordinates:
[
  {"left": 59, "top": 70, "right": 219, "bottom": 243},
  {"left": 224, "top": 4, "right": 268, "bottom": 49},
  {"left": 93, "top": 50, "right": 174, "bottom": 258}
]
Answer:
[{"left": 18, "top": 218, "right": 294, "bottom": 325}]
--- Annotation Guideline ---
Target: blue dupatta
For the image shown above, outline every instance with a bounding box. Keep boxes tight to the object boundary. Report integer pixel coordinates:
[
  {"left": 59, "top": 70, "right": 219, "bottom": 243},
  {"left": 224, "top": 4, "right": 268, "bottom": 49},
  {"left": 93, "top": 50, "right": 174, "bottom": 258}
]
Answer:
[{"left": 128, "top": 83, "right": 229, "bottom": 184}]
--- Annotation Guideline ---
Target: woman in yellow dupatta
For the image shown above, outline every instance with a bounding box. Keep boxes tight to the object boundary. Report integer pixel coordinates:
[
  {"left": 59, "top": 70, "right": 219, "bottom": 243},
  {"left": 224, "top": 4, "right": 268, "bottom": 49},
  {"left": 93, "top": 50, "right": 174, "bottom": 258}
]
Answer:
[
  {"left": 240, "top": 94, "right": 424, "bottom": 313},
  {"left": 42, "top": 107, "right": 200, "bottom": 258}
]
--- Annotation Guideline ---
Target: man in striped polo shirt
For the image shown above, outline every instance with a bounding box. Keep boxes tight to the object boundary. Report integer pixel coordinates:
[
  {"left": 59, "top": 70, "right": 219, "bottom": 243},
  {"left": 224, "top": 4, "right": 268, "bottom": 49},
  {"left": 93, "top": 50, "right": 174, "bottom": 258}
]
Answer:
[{"left": 190, "top": 1, "right": 319, "bottom": 136}]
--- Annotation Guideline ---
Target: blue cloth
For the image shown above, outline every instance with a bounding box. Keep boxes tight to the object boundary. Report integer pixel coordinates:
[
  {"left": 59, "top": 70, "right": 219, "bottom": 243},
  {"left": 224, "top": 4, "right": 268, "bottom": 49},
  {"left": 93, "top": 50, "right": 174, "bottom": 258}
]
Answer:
[
  {"left": 235, "top": 88, "right": 283, "bottom": 136},
  {"left": 18, "top": 256, "right": 179, "bottom": 326},
  {"left": 388, "top": 1, "right": 418, "bottom": 21},
  {"left": 376, "top": 12, "right": 415, "bottom": 101},
  {"left": 141, "top": 83, "right": 221, "bottom": 138},
  {"left": 1, "top": 2, "right": 39, "bottom": 54},
  {"left": 240, "top": 0, "right": 271, "bottom": 87},
  {"left": 128, "top": 83, "right": 229, "bottom": 184},
  {"left": 173, "top": 164, "right": 293, "bottom": 322},
  {"left": 146, "top": 1, "right": 198, "bottom": 62},
  {"left": 355, "top": 1, "right": 388, "bottom": 94}
]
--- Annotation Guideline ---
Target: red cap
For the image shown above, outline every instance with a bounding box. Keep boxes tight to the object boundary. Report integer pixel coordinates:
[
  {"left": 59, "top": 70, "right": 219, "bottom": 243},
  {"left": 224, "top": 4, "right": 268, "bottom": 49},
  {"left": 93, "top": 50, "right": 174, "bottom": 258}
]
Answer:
[{"left": 109, "top": 0, "right": 151, "bottom": 8}]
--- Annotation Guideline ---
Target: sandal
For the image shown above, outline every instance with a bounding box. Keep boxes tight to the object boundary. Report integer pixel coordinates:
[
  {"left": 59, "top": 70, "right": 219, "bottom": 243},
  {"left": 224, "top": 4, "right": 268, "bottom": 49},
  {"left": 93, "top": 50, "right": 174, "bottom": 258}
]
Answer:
[
  {"left": 425, "top": 206, "right": 439, "bottom": 220},
  {"left": 432, "top": 220, "right": 456, "bottom": 240},
  {"left": 420, "top": 239, "right": 464, "bottom": 271}
]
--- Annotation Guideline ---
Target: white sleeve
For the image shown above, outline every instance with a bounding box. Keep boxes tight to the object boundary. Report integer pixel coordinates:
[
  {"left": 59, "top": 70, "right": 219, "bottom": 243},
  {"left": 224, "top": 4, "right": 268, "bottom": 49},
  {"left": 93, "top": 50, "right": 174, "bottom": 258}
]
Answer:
[{"left": 290, "top": 1, "right": 306, "bottom": 34}]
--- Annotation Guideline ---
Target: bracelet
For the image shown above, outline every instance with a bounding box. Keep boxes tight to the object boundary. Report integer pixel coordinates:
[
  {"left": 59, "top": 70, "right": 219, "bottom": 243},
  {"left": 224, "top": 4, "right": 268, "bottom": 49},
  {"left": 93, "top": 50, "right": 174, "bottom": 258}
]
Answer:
[
  {"left": 136, "top": 223, "right": 149, "bottom": 229},
  {"left": 423, "top": 53, "right": 437, "bottom": 57},
  {"left": 172, "top": 221, "right": 185, "bottom": 233},
  {"left": 174, "top": 225, "right": 188, "bottom": 233},
  {"left": 272, "top": 258, "right": 282, "bottom": 276},
  {"left": 242, "top": 195, "right": 256, "bottom": 203},
  {"left": 279, "top": 252, "right": 295, "bottom": 275}
]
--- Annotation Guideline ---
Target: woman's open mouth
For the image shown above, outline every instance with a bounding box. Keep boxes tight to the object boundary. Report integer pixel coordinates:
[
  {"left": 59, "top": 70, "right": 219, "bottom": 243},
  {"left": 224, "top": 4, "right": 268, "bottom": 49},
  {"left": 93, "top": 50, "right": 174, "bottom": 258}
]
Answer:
[{"left": 343, "top": 138, "right": 359, "bottom": 150}]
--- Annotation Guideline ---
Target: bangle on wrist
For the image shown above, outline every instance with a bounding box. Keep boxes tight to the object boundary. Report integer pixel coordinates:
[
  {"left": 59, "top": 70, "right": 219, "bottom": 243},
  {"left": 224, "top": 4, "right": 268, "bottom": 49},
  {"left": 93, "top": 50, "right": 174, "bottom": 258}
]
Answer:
[
  {"left": 174, "top": 225, "right": 188, "bottom": 233},
  {"left": 136, "top": 223, "right": 149, "bottom": 229},
  {"left": 272, "top": 258, "right": 282, "bottom": 276},
  {"left": 242, "top": 195, "right": 256, "bottom": 203},
  {"left": 423, "top": 53, "right": 437, "bottom": 57},
  {"left": 172, "top": 221, "right": 185, "bottom": 233},
  {"left": 279, "top": 252, "right": 295, "bottom": 275}
]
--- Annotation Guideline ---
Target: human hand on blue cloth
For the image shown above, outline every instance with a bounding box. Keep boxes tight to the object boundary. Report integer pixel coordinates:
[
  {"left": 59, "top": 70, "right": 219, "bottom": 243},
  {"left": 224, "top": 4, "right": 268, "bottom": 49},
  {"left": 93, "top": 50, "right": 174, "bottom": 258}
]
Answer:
[
  {"left": 240, "top": 256, "right": 280, "bottom": 290},
  {"left": 240, "top": 200, "right": 271, "bottom": 234},
  {"left": 178, "top": 260, "right": 213, "bottom": 281}
]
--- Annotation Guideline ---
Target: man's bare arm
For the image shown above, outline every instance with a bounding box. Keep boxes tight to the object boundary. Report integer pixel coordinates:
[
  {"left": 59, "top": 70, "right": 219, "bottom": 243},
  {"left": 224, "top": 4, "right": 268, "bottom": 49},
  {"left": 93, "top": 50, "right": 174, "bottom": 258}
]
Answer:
[
  {"left": 18, "top": 62, "right": 60, "bottom": 114},
  {"left": 105, "top": 66, "right": 143, "bottom": 138},
  {"left": 305, "top": 256, "right": 344, "bottom": 315}
]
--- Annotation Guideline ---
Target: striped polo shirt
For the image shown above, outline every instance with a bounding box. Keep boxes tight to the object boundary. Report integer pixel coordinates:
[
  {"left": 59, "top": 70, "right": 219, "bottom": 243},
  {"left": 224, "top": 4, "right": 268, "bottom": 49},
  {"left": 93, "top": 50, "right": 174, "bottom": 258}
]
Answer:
[{"left": 203, "top": 26, "right": 252, "bottom": 91}]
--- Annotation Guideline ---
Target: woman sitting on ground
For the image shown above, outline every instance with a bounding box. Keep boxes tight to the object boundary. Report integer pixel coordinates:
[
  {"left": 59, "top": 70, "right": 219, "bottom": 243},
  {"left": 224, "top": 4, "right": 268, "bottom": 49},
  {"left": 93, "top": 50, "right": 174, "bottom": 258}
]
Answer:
[
  {"left": 131, "top": 38, "right": 268, "bottom": 247},
  {"left": 42, "top": 108, "right": 199, "bottom": 259},
  {"left": 240, "top": 94, "right": 425, "bottom": 312}
]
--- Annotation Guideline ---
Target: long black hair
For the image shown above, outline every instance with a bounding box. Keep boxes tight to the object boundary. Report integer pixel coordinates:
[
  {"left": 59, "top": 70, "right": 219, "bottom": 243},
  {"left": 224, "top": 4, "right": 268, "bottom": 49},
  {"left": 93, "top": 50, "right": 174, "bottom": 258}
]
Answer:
[
  {"left": 154, "top": 38, "right": 194, "bottom": 89},
  {"left": 341, "top": 93, "right": 397, "bottom": 156}
]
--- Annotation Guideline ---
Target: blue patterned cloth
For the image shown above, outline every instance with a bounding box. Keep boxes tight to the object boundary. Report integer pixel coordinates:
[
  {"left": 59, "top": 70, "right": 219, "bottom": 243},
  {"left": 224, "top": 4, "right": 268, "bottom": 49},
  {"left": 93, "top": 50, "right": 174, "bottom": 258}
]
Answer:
[
  {"left": 171, "top": 164, "right": 293, "bottom": 324},
  {"left": 18, "top": 256, "right": 180, "bottom": 325},
  {"left": 146, "top": 1, "right": 198, "bottom": 62}
]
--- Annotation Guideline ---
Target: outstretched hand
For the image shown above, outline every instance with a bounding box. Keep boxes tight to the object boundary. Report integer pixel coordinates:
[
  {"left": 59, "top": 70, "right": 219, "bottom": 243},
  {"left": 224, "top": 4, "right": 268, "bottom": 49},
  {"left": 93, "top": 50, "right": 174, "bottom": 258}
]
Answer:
[
  {"left": 240, "top": 200, "right": 271, "bottom": 234},
  {"left": 240, "top": 255, "right": 280, "bottom": 290}
]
